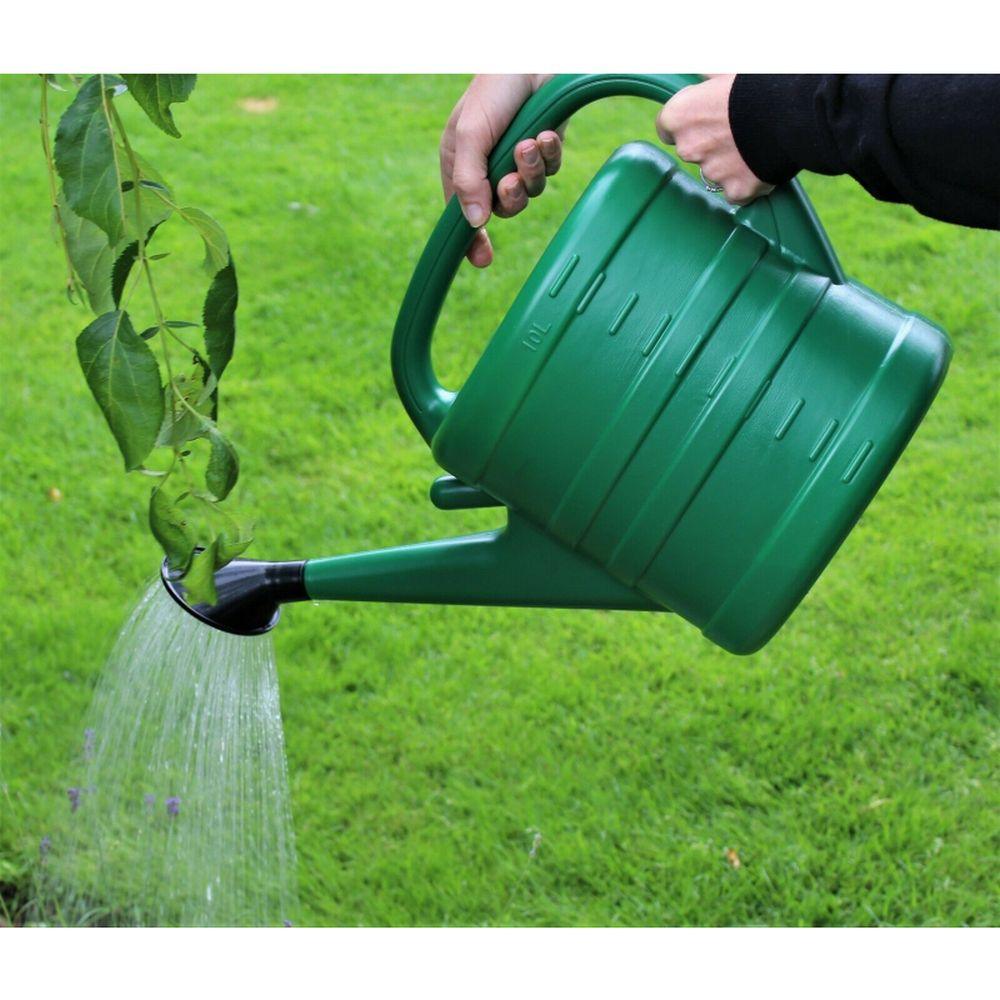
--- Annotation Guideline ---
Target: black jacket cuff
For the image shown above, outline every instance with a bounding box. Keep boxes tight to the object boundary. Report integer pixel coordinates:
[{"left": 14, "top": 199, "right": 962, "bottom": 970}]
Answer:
[{"left": 729, "top": 74, "right": 843, "bottom": 185}]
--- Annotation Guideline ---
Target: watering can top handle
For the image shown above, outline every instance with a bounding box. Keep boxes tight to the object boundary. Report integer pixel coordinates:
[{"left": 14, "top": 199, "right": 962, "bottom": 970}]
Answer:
[{"left": 391, "top": 73, "right": 846, "bottom": 446}]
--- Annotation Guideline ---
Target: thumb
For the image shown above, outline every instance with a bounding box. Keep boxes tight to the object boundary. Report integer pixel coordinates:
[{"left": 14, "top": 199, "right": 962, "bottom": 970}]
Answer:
[{"left": 450, "top": 111, "right": 493, "bottom": 228}]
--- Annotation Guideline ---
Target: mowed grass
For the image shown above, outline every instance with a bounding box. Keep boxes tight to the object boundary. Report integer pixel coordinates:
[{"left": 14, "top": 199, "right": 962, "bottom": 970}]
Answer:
[{"left": 0, "top": 75, "right": 997, "bottom": 926}]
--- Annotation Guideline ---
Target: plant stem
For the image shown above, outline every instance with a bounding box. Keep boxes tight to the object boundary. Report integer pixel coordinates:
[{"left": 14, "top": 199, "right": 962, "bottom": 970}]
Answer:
[
  {"left": 106, "top": 93, "right": 181, "bottom": 427},
  {"left": 164, "top": 326, "right": 201, "bottom": 356},
  {"left": 128, "top": 153, "right": 218, "bottom": 417},
  {"left": 105, "top": 88, "right": 205, "bottom": 502},
  {"left": 39, "top": 77, "right": 80, "bottom": 302},
  {"left": 108, "top": 102, "right": 167, "bottom": 337}
]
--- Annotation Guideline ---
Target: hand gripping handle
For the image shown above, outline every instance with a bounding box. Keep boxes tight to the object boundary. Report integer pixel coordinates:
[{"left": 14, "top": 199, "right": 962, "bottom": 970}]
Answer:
[{"left": 391, "top": 73, "right": 845, "bottom": 445}]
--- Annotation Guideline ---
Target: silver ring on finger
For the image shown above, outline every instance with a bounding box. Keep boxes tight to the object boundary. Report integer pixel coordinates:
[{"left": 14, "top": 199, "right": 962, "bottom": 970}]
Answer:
[{"left": 700, "top": 167, "right": 724, "bottom": 194}]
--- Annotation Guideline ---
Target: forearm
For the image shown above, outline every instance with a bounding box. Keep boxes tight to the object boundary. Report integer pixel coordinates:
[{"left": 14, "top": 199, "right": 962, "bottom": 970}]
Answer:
[{"left": 729, "top": 74, "right": 1000, "bottom": 230}]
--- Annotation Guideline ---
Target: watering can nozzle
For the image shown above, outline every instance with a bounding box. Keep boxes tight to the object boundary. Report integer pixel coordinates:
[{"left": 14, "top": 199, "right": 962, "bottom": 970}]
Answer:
[{"left": 160, "top": 556, "right": 308, "bottom": 636}]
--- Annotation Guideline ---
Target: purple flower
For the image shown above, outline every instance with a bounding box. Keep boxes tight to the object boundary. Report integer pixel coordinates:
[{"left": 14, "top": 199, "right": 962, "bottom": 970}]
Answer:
[
  {"left": 83, "top": 728, "right": 96, "bottom": 761},
  {"left": 67, "top": 787, "right": 81, "bottom": 812},
  {"left": 166, "top": 796, "right": 181, "bottom": 817},
  {"left": 39, "top": 836, "right": 52, "bottom": 860},
  {"left": 144, "top": 793, "right": 156, "bottom": 809}
]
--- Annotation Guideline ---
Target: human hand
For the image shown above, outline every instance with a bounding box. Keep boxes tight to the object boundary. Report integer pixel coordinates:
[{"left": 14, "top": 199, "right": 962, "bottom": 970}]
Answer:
[
  {"left": 440, "top": 74, "right": 564, "bottom": 268},
  {"left": 656, "top": 75, "right": 774, "bottom": 206}
]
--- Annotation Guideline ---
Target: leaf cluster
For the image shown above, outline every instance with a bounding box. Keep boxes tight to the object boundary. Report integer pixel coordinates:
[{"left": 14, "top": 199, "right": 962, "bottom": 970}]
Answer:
[{"left": 42, "top": 74, "right": 252, "bottom": 604}]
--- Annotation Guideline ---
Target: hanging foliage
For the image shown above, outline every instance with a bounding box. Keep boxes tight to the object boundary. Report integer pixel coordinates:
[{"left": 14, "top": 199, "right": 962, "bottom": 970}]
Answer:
[{"left": 40, "top": 74, "right": 251, "bottom": 604}]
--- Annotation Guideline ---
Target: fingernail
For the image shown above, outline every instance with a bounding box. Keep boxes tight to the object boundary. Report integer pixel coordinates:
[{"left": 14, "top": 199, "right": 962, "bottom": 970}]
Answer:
[
  {"left": 464, "top": 202, "right": 487, "bottom": 227},
  {"left": 521, "top": 143, "right": 540, "bottom": 166}
]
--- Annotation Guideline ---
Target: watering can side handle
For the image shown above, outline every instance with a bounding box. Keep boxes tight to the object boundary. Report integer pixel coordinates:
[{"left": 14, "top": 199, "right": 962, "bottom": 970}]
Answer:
[{"left": 391, "top": 73, "right": 846, "bottom": 445}]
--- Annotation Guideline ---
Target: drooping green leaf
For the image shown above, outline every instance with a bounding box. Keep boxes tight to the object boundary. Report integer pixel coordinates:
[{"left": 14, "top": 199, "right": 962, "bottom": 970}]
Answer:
[
  {"left": 203, "top": 257, "right": 238, "bottom": 378},
  {"left": 205, "top": 426, "right": 239, "bottom": 500},
  {"left": 122, "top": 75, "right": 196, "bottom": 139},
  {"left": 156, "top": 363, "right": 214, "bottom": 448},
  {"left": 54, "top": 75, "right": 127, "bottom": 245},
  {"left": 76, "top": 310, "right": 164, "bottom": 470},
  {"left": 110, "top": 222, "right": 161, "bottom": 308},
  {"left": 216, "top": 519, "right": 254, "bottom": 566},
  {"left": 177, "top": 206, "right": 229, "bottom": 274},
  {"left": 149, "top": 487, "right": 197, "bottom": 570},
  {"left": 58, "top": 192, "right": 118, "bottom": 313},
  {"left": 139, "top": 185, "right": 221, "bottom": 273},
  {"left": 157, "top": 384, "right": 198, "bottom": 448},
  {"left": 110, "top": 241, "right": 140, "bottom": 308},
  {"left": 117, "top": 148, "right": 172, "bottom": 242},
  {"left": 192, "top": 353, "right": 219, "bottom": 421},
  {"left": 141, "top": 321, "right": 204, "bottom": 340},
  {"left": 182, "top": 538, "right": 219, "bottom": 606}
]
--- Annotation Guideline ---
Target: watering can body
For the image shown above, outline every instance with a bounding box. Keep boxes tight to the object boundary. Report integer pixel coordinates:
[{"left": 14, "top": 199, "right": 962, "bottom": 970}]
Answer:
[
  {"left": 427, "top": 139, "right": 949, "bottom": 652},
  {"left": 375, "top": 74, "right": 952, "bottom": 655},
  {"left": 193, "top": 74, "right": 937, "bottom": 657}
]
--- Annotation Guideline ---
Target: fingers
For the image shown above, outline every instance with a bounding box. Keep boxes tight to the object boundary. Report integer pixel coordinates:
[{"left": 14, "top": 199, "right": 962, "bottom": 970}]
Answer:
[
  {"left": 467, "top": 228, "right": 493, "bottom": 268},
  {"left": 493, "top": 173, "right": 528, "bottom": 219},
  {"left": 656, "top": 97, "right": 679, "bottom": 146},
  {"left": 538, "top": 130, "right": 562, "bottom": 176},
  {"left": 495, "top": 130, "right": 564, "bottom": 217},
  {"left": 514, "top": 139, "right": 546, "bottom": 197},
  {"left": 701, "top": 156, "right": 774, "bottom": 205}
]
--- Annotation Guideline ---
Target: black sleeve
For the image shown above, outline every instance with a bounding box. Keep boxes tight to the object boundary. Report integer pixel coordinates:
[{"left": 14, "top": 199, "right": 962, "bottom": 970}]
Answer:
[{"left": 728, "top": 74, "right": 1000, "bottom": 231}]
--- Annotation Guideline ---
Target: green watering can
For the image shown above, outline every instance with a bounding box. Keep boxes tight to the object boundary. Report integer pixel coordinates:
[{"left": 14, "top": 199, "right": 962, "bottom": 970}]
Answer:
[{"left": 163, "top": 73, "right": 952, "bottom": 654}]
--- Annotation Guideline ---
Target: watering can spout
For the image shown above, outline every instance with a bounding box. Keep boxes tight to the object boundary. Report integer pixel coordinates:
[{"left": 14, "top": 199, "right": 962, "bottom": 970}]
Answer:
[
  {"left": 301, "top": 511, "right": 662, "bottom": 612},
  {"left": 161, "top": 557, "right": 308, "bottom": 636},
  {"left": 161, "top": 509, "right": 663, "bottom": 635}
]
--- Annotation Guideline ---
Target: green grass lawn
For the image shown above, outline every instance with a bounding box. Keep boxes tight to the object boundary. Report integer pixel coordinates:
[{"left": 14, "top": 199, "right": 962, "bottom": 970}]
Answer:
[{"left": 1, "top": 74, "right": 997, "bottom": 926}]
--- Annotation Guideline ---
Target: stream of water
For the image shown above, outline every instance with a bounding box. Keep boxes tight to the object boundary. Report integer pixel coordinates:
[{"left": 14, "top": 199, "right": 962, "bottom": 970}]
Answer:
[{"left": 45, "top": 578, "right": 299, "bottom": 926}]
